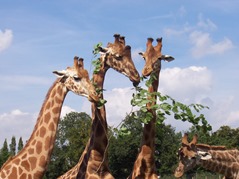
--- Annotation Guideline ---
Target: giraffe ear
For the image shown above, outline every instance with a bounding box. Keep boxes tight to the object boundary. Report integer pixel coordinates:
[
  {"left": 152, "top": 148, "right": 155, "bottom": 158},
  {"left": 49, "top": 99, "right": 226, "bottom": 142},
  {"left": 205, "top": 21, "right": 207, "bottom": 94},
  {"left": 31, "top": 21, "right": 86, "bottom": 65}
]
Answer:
[
  {"left": 139, "top": 52, "right": 146, "bottom": 60},
  {"left": 98, "top": 46, "right": 109, "bottom": 54},
  {"left": 53, "top": 70, "right": 68, "bottom": 77},
  {"left": 159, "top": 54, "right": 175, "bottom": 62},
  {"left": 182, "top": 133, "right": 189, "bottom": 145},
  {"left": 197, "top": 151, "right": 212, "bottom": 160}
]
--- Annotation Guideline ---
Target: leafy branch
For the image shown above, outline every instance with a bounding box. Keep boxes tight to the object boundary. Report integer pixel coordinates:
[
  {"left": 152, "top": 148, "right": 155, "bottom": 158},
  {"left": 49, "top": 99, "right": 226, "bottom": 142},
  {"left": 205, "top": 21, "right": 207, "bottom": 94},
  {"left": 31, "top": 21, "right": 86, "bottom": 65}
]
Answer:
[
  {"left": 91, "top": 42, "right": 107, "bottom": 108},
  {"left": 128, "top": 73, "right": 212, "bottom": 133},
  {"left": 92, "top": 42, "right": 103, "bottom": 74}
]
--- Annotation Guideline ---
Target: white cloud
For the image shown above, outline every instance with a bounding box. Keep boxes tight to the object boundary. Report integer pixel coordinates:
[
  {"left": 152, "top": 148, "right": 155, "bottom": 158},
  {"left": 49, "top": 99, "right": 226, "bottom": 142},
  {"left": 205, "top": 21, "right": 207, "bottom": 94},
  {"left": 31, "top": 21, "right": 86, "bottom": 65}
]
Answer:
[
  {"left": 104, "top": 87, "right": 136, "bottom": 127},
  {"left": 81, "top": 87, "right": 136, "bottom": 128},
  {"left": 0, "top": 110, "right": 35, "bottom": 146},
  {"left": 60, "top": 105, "right": 76, "bottom": 118},
  {"left": 178, "top": 6, "right": 186, "bottom": 17},
  {"left": 158, "top": 66, "right": 214, "bottom": 131},
  {"left": 163, "top": 13, "right": 234, "bottom": 59},
  {"left": 0, "top": 29, "right": 13, "bottom": 52},
  {"left": 164, "top": 26, "right": 191, "bottom": 37},
  {"left": 227, "top": 110, "right": 239, "bottom": 127},
  {"left": 159, "top": 66, "right": 239, "bottom": 131},
  {"left": 0, "top": 105, "right": 77, "bottom": 147},
  {"left": 197, "top": 14, "right": 217, "bottom": 31},
  {"left": 159, "top": 66, "right": 212, "bottom": 102},
  {"left": 189, "top": 31, "right": 234, "bottom": 58},
  {"left": 206, "top": 95, "right": 239, "bottom": 130},
  {"left": 11, "top": 109, "right": 28, "bottom": 116},
  {"left": 0, "top": 75, "right": 52, "bottom": 91},
  {"left": 210, "top": 38, "right": 234, "bottom": 54}
]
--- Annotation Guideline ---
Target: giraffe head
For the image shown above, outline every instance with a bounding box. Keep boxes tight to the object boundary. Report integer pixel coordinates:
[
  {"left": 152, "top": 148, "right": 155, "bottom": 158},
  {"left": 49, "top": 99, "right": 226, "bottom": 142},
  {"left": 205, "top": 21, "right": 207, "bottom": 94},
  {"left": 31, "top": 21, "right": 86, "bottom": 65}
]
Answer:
[
  {"left": 174, "top": 133, "right": 212, "bottom": 178},
  {"left": 139, "top": 37, "right": 174, "bottom": 77},
  {"left": 99, "top": 34, "right": 140, "bottom": 87},
  {"left": 53, "top": 56, "right": 99, "bottom": 102}
]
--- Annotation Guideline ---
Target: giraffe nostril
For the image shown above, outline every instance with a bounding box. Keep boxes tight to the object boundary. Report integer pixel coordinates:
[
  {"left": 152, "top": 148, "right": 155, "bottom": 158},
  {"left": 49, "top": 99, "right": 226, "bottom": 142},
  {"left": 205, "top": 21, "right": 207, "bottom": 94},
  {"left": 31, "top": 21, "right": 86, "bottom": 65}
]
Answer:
[
  {"left": 133, "top": 81, "right": 139, "bottom": 87},
  {"left": 92, "top": 91, "right": 98, "bottom": 97},
  {"left": 89, "top": 91, "right": 99, "bottom": 102}
]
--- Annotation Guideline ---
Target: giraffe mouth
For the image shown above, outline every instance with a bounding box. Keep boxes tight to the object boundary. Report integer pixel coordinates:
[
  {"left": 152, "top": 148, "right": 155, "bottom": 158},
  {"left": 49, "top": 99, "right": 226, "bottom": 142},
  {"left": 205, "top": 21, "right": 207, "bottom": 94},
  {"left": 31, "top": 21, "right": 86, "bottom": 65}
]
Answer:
[
  {"left": 133, "top": 81, "right": 139, "bottom": 87},
  {"left": 129, "top": 77, "right": 140, "bottom": 87},
  {"left": 88, "top": 92, "right": 100, "bottom": 103},
  {"left": 174, "top": 165, "right": 184, "bottom": 178},
  {"left": 121, "top": 71, "right": 140, "bottom": 87}
]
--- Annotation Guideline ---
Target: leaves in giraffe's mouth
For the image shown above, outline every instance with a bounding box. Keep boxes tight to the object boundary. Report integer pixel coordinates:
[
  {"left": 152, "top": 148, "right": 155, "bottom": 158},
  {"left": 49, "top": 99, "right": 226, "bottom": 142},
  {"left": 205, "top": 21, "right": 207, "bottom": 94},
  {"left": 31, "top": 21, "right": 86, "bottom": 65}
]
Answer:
[{"left": 96, "top": 98, "right": 107, "bottom": 109}]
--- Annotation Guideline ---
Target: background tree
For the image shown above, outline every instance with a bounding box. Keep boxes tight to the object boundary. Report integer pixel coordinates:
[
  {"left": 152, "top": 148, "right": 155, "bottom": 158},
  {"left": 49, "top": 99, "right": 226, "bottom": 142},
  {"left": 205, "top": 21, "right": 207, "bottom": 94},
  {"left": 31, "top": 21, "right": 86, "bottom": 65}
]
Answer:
[
  {"left": 185, "top": 126, "right": 212, "bottom": 144},
  {"left": 186, "top": 125, "right": 239, "bottom": 149},
  {"left": 211, "top": 125, "right": 239, "bottom": 148},
  {"left": 108, "top": 112, "right": 183, "bottom": 178},
  {"left": 108, "top": 113, "right": 143, "bottom": 179},
  {"left": 155, "top": 123, "right": 181, "bottom": 176},
  {"left": 0, "top": 139, "right": 10, "bottom": 167},
  {"left": 9, "top": 136, "right": 16, "bottom": 156},
  {"left": 17, "top": 137, "right": 24, "bottom": 153},
  {"left": 44, "top": 112, "right": 91, "bottom": 179}
]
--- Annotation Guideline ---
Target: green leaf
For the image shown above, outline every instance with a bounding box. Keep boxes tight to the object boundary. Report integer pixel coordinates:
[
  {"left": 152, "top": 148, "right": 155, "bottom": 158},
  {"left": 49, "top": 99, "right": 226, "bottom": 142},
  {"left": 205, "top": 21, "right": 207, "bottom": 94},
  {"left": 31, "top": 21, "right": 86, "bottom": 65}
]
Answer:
[
  {"left": 172, "top": 106, "right": 178, "bottom": 113},
  {"left": 97, "top": 99, "right": 107, "bottom": 108}
]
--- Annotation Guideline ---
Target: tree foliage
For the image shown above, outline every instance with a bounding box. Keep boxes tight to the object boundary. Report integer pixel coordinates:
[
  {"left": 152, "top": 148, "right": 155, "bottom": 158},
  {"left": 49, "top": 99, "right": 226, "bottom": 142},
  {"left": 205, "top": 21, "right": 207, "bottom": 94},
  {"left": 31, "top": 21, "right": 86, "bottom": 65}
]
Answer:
[
  {"left": 0, "top": 139, "right": 10, "bottom": 167},
  {"left": 17, "top": 137, "right": 24, "bottom": 153},
  {"left": 0, "top": 117, "right": 238, "bottom": 178},
  {"left": 108, "top": 113, "right": 182, "bottom": 178},
  {"left": 108, "top": 114, "right": 143, "bottom": 178},
  {"left": 9, "top": 136, "right": 16, "bottom": 156},
  {"left": 155, "top": 123, "right": 182, "bottom": 176}
]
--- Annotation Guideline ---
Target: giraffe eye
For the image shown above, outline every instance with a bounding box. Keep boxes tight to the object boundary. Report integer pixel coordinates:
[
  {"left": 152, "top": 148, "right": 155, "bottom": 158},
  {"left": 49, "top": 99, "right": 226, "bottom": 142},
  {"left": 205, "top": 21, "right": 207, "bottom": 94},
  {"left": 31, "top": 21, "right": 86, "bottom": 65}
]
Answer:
[{"left": 73, "top": 76, "right": 81, "bottom": 81}]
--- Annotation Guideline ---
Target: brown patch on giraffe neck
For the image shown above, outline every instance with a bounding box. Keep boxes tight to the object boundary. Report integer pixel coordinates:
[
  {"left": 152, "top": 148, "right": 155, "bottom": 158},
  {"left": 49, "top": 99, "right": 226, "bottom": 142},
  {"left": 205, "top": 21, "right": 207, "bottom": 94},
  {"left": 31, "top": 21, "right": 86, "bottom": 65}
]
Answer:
[{"left": 201, "top": 159, "right": 238, "bottom": 178}]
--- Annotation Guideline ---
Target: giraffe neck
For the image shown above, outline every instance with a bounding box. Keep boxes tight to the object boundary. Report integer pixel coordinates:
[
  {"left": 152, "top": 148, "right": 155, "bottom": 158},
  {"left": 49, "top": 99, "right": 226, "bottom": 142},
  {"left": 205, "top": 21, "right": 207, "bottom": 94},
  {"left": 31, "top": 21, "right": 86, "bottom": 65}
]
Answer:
[
  {"left": 141, "top": 71, "right": 159, "bottom": 146},
  {"left": 200, "top": 150, "right": 239, "bottom": 178},
  {"left": 130, "top": 70, "right": 160, "bottom": 179},
  {"left": 58, "top": 67, "right": 113, "bottom": 179},
  {"left": 78, "top": 67, "right": 113, "bottom": 178},
  {"left": 0, "top": 79, "right": 68, "bottom": 179}
]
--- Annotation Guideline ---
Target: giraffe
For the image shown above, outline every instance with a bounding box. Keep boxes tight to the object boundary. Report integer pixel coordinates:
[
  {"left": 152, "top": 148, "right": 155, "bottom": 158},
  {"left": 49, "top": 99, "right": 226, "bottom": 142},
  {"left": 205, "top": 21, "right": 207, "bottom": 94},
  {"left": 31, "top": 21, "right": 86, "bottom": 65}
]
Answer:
[
  {"left": 128, "top": 37, "right": 174, "bottom": 179},
  {"left": 0, "top": 56, "right": 99, "bottom": 179},
  {"left": 57, "top": 34, "right": 140, "bottom": 179},
  {"left": 174, "top": 133, "right": 239, "bottom": 179}
]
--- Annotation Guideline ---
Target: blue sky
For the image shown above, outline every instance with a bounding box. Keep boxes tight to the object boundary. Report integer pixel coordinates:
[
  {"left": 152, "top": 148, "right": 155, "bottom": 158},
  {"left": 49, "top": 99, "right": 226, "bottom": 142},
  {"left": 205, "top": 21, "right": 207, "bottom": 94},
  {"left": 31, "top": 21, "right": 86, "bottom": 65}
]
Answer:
[{"left": 1, "top": 0, "right": 239, "bottom": 146}]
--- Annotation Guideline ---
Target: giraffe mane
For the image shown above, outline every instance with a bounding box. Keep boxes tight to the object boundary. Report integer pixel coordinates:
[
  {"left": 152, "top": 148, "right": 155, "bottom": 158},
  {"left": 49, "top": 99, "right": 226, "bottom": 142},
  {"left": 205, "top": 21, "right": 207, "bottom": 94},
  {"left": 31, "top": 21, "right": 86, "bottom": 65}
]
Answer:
[{"left": 31, "top": 79, "right": 60, "bottom": 131}]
